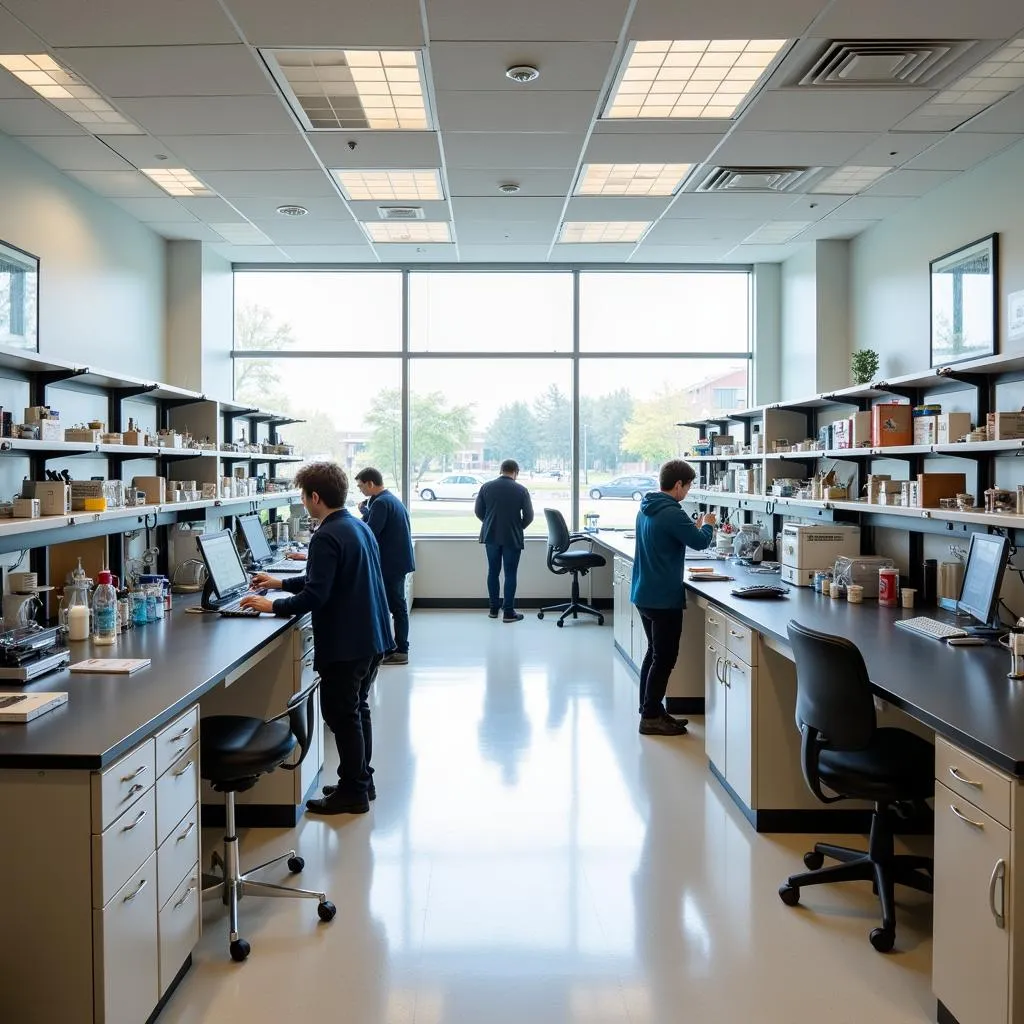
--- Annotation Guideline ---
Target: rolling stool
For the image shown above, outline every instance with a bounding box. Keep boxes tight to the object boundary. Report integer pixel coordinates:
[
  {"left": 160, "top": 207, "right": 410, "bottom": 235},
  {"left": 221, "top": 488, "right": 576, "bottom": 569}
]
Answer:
[{"left": 201, "top": 678, "right": 336, "bottom": 961}]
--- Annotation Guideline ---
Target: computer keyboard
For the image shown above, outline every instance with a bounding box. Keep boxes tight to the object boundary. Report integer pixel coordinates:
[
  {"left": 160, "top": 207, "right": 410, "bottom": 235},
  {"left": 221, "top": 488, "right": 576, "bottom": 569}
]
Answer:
[
  {"left": 894, "top": 616, "right": 967, "bottom": 641},
  {"left": 731, "top": 585, "right": 790, "bottom": 600},
  {"left": 218, "top": 589, "right": 266, "bottom": 617},
  {"left": 264, "top": 561, "right": 302, "bottom": 573}
]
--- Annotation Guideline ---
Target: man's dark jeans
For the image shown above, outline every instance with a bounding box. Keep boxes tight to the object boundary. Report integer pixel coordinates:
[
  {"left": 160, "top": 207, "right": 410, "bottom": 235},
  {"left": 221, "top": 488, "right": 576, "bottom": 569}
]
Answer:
[
  {"left": 383, "top": 574, "right": 409, "bottom": 654},
  {"left": 485, "top": 543, "right": 522, "bottom": 614},
  {"left": 637, "top": 606, "right": 684, "bottom": 718},
  {"left": 318, "top": 654, "right": 383, "bottom": 799}
]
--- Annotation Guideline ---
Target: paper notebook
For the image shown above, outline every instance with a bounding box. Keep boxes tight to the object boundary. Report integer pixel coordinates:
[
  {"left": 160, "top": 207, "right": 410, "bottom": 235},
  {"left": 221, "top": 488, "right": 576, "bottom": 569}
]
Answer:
[
  {"left": 70, "top": 658, "right": 151, "bottom": 675},
  {"left": 0, "top": 691, "right": 69, "bottom": 723}
]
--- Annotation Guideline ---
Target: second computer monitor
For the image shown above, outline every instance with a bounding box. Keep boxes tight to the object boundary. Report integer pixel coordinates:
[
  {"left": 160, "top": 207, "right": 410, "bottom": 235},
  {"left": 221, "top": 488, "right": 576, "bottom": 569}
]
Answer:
[
  {"left": 237, "top": 514, "right": 273, "bottom": 565},
  {"left": 958, "top": 532, "right": 1009, "bottom": 629}
]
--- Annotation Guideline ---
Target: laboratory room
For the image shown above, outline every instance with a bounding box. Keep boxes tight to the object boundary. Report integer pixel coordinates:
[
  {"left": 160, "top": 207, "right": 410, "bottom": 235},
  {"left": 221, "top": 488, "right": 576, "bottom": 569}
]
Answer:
[{"left": 3, "top": 1, "right": 1024, "bottom": 1022}]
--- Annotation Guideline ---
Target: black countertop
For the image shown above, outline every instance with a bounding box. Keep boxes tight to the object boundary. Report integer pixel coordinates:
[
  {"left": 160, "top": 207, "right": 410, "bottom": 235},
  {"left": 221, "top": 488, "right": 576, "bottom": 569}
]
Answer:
[{"left": 0, "top": 598, "right": 300, "bottom": 770}]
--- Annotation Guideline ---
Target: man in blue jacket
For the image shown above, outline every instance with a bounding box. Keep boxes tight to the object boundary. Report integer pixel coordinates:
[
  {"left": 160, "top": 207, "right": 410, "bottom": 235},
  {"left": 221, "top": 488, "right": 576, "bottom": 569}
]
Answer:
[
  {"left": 245, "top": 461, "right": 393, "bottom": 814},
  {"left": 474, "top": 459, "right": 534, "bottom": 622},
  {"left": 355, "top": 467, "right": 416, "bottom": 665},
  {"left": 631, "top": 459, "right": 716, "bottom": 736}
]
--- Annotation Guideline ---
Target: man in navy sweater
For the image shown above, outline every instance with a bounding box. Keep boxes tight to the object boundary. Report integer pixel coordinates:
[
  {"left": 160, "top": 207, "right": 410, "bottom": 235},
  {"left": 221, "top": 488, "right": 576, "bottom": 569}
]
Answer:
[
  {"left": 244, "top": 462, "right": 393, "bottom": 815},
  {"left": 355, "top": 466, "right": 416, "bottom": 665}
]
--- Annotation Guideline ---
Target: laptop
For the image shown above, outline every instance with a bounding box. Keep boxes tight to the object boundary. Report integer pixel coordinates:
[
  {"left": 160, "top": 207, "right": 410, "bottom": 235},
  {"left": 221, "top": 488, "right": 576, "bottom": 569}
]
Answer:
[
  {"left": 195, "top": 529, "right": 267, "bottom": 618},
  {"left": 237, "top": 514, "right": 304, "bottom": 573}
]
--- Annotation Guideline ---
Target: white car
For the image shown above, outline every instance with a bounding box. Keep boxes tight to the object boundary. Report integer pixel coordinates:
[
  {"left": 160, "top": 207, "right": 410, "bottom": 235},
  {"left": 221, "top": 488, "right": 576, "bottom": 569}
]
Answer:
[{"left": 417, "top": 474, "right": 486, "bottom": 501}]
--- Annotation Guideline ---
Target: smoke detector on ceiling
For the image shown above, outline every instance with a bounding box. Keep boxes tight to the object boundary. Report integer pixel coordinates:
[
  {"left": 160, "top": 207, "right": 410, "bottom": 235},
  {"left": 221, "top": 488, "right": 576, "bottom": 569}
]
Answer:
[
  {"left": 377, "top": 206, "right": 425, "bottom": 220},
  {"left": 506, "top": 65, "right": 540, "bottom": 84},
  {"left": 498, "top": 183, "right": 521, "bottom": 194},
  {"left": 276, "top": 205, "right": 308, "bottom": 217}
]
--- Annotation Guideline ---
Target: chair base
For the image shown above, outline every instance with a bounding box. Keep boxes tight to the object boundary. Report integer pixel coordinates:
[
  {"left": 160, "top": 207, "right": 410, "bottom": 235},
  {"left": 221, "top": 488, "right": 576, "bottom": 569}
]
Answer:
[
  {"left": 201, "top": 789, "right": 336, "bottom": 960},
  {"left": 538, "top": 571, "right": 604, "bottom": 627},
  {"left": 778, "top": 802, "right": 933, "bottom": 953}
]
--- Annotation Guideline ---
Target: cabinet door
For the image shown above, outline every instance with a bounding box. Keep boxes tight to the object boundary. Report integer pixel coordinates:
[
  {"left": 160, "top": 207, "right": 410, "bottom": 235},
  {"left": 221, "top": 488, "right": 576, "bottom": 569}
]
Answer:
[
  {"left": 297, "top": 651, "right": 322, "bottom": 802},
  {"left": 933, "top": 781, "right": 1010, "bottom": 1024},
  {"left": 705, "top": 638, "right": 727, "bottom": 775},
  {"left": 724, "top": 656, "right": 754, "bottom": 809},
  {"left": 613, "top": 570, "right": 631, "bottom": 652},
  {"left": 630, "top": 603, "right": 647, "bottom": 668}
]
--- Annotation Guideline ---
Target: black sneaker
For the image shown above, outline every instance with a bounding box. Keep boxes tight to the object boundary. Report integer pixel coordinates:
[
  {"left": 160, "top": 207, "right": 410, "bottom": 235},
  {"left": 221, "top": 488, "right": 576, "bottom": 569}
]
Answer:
[
  {"left": 488, "top": 609, "right": 500, "bottom": 618},
  {"left": 503, "top": 612, "right": 524, "bottom": 623},
  {"left": 305, "top": 794, "right": 370, "bottom": 815},
  {"left": 382, "top": 651, "right": 408, "bottom": 665},
  {"left": 323, "top": 782, "right": 376, "bottom": 801},
  {"left": 639, "top": 713, "right": 688, "bottom": 736}
]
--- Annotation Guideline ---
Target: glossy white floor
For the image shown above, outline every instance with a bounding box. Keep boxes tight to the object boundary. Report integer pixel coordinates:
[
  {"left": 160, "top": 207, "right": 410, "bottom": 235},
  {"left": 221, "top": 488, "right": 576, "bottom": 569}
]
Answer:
[{"left": 161, "top": 610, "right": 933, "bottom": 1024}]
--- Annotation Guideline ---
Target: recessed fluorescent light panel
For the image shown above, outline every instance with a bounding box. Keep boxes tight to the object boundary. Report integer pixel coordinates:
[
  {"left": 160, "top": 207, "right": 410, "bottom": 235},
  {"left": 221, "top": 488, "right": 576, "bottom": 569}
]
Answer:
[
  {"left": 812, "top": 166, "right": 890, "bottom": 194},
  {"left": 576, "top": 163, "right": 692, "bottom": 196},
  {"left": 263, "top": 48, "right": 431, "bottom": 130},
  {"left": 742, "top": 221, "right": 812, "bottom": 244},
  {"left": 559, "top": 222, "right": 651, "bottom": 243},
  {"left": 139, "top": 167, "right": 214, "bottom": 197},
  {"left": 363, "top": 222, "right": 451, "bottom": 243},
  {"left": 333, "top": 169, "right": 443, "bottom": 201},
  {"left": 604, "top": 39, "right": 787, "bottom": 119},
  {"left": 915, "top": 38, "right": 1024, "bottom": 118},
  {"left": 0, "top": 53, "right": 140, "bottom": 134}
]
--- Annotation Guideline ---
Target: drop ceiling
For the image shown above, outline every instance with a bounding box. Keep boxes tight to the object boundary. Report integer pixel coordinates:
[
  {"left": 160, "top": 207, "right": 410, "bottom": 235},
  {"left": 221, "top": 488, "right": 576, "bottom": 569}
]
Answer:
[{"left": 0, "top": 0, "right": 1022, "bottom": 264}]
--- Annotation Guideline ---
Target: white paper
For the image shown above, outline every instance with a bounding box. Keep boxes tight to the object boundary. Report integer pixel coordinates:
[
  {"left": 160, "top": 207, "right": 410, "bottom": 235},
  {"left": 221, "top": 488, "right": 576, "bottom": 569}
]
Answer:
[{"left": 1009, "top": 289, "right": 1024, "bottom": 342}]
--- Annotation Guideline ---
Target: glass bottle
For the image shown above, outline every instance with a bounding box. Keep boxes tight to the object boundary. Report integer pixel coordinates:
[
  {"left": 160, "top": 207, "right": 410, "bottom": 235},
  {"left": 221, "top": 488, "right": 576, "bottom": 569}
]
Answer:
[
  {"left": 64, "top": 558, "right": 92, "bottom": 641},
  {"left": 92, "top": 571, "right": 118, "bottom": 645}
]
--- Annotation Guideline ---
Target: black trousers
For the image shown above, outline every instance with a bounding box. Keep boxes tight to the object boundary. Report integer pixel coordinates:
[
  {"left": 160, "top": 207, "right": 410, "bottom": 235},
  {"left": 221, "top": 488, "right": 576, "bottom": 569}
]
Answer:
[
  {"left": 383, "top": 573, "right": 409, "bottom": 654},
  {"left": 318, "top": 654, "right": 383, "bottom": 799},
  {"left": 636, "top": 606, "right": 684, "bottom": 718}
]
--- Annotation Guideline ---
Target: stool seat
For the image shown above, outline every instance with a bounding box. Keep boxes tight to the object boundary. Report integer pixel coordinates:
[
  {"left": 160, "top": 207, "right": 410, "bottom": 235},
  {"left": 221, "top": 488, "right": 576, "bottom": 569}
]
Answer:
[{"left": 201, "top": 715, "right": 296, "bottom": 785}]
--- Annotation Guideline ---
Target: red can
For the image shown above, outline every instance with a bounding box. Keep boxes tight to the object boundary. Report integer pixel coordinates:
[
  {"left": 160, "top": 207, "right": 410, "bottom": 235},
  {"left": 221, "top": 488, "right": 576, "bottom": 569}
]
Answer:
[{"left": 878, "top": 567, "right": 899, "bottom": 606}]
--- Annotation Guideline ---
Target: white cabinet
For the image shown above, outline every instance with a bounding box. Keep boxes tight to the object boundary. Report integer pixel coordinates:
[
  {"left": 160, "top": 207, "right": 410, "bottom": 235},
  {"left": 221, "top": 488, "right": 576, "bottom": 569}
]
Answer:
[
  {"left": 705, "top": 637, "right": 727, "bottom": 771},
  {"left": 630, "top": 602, "right": 648, "bottom": 667},
  {"left": 723, "top": 655, "right": 754, "bottom": 808},
  {"left": 612, "top": 556, "right": 632, "bottom": 654}
]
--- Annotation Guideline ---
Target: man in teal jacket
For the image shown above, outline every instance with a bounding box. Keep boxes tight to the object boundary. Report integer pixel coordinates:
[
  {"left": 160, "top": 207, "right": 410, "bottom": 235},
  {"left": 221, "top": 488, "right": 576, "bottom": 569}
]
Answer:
[{"left": 631, "top": 459, "right": 716, "bottom": 736}]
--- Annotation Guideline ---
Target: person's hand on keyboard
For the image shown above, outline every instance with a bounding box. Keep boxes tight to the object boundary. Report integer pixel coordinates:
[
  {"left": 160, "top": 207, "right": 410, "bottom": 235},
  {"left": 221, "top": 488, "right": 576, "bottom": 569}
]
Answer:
[
  {"left": 239, "top": 592, "right": 274, "bottom": 614},
  {"left": 251, "top": 571, "right": 284, "bottom": 590},
  {"left": 285, "top": 551, "right": 308, "bottom": 561}
]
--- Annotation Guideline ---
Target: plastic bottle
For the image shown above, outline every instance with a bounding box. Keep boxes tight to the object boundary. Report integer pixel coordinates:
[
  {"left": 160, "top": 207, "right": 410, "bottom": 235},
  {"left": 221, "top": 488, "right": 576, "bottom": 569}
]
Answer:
[{"left": 92, "top": 571, "right": 118, "bottom": 645}]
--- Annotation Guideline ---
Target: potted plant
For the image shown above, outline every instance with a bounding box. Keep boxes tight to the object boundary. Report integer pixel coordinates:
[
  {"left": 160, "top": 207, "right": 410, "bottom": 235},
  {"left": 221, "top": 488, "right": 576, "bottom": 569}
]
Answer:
[{"left": 851, "top": 349, "right": 879, "bottom": 385}]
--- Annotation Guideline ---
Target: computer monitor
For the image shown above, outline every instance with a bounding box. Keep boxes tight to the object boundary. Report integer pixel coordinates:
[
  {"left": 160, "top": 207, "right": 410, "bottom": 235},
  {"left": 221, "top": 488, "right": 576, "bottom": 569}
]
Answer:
[
  {"left": 958, "top": 532, "right": 1009, "bottom": 633},
  {"left": 195, "top": 530, "right": 249, "bottom": 604},
  {"left": 237, "top": 514, "right": 273, "bottom": 566}
]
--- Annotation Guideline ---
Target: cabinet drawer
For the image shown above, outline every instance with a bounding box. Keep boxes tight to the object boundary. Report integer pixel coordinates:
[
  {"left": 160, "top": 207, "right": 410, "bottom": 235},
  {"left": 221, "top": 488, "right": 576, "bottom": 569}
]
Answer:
[
  {"left": 293, "top": 622, "right": 314, "bottom": 661},
  {"left": 724, "top": 617, "right": 757, "bottom": 666},
  {"left": 93, "top": 739, "right": 156, "bottom": 832},
  {"left": 155, "top": 706, "right": 198, "bottom": 778},
  {"left": 158, "top": 865, "right": 200, "bottom": 997},
  {"left": 156, "top": 745, "right": 198, "bottom": 847},
  {"left": 92, "top": 788, "right": 156, "bottom": 908},
  {"left": 936, "top": 737, "right": 1012, "bottom": 828},
  {"left": 705, "top": 606, "right": 727, "bottom": 645},
  {"left": 158, "top": 804, "right": 199, "bottom": 910},
  {"left": 93, "top": 851, "right": 159, "bottom": 1024}
]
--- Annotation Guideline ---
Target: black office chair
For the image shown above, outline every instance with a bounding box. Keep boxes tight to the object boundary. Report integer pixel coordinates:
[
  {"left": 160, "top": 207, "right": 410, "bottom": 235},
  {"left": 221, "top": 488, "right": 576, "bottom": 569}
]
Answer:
[
  {"left": 537, "top": 508, "right": 607, "bottom": 627},
  {"left": 201, "top": 678, "right": 336, "bottom": 962},
  {"left": 778, "top": 621, "right": 934, "bottom": 953}
]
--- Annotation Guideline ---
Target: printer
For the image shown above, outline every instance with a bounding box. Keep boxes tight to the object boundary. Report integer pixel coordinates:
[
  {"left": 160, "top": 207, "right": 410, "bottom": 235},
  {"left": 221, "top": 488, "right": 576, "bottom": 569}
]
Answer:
[{"left": 781, "top": 523, "right": 861, "bottom": 586}]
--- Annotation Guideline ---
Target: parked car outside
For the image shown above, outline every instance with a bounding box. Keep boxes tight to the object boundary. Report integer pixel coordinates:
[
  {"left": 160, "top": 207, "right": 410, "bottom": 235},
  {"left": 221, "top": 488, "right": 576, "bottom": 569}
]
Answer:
[
  {"left": 417, "top": 474, "right": 486, "bottom": 501},
  {"left": 588, "top": 475, "right": 658, "bottom": 501}
]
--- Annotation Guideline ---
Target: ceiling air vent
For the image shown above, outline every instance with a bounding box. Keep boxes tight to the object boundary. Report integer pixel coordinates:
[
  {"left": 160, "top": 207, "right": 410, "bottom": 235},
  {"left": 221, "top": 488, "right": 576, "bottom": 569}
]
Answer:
[
  {"left": 377, "top": 206, "right": 425, "bottom": 220},
  {"left": 697, "top": 167, "right": 820, "bottom": 194},
  {"left": 798, "top": 40, "right": 977, "bottom": 87}
]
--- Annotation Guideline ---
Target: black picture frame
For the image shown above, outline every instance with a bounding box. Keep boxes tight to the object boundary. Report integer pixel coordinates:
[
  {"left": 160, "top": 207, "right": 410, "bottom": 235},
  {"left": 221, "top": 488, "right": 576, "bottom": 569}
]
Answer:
[
  {"left": 929, "top": 233, "right": 997, "bottom": 368},
  {"left": 0, "top": 239, "right": 39, "bottom": 353}
]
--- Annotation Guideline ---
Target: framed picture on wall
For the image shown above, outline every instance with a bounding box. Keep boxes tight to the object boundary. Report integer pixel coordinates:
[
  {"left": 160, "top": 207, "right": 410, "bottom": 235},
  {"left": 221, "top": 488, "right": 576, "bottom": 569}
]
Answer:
[
  {"left": 0, "top": 239, "right": 39, "bottom": 353},
  {"left": 929, "top": 233, "right": 997, "bottom": 368}
]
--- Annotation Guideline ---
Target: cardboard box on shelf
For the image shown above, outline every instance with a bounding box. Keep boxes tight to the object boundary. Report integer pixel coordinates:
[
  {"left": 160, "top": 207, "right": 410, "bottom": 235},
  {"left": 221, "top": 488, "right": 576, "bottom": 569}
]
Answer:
[
  {"left": 33, "top": 482, "right": 71, "bottom": 516},
  {"left": 64, "top": 428, "right": 101, "bottom": 443},
  {"left": 987, "top": 412, "right": 1024, "bottom": 440},
  {"left": 916, "top": 472, "right": 967, "bottom": 508},
  {"left": 937, "top": 413, "right": 972, "bottom": 444},
  {"left": 38, "top": 419, "right": 63, "bottom": 441},
  {"left": 122, "top": 429, "right": 142, "bottom": 446},
  {"left": 132, "top": 475, "right": 166, "bottom": 505},
  {"left": 872, "top": 403, "right": 913, "bottom": 446},
  {"left": 913, "top": 417, "right": 938, "bottom": 445}
]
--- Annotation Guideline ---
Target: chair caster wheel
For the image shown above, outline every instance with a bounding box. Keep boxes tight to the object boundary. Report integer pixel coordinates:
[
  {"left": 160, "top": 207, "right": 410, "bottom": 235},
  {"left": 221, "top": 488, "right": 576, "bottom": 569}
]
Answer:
[
  {"left": 318, "top": 900, "right": 337, "bottom": 922},
  {"left": 556, "top": 620, "right": 564, "bottom": 627},
  {"left": 870, "top": 927, "right": 895, "bottom": 953},
  {"left": 537, "top": 612, "right": 544, "bottom": 619},
  {"left": 230, "top": 938, "right": 250, "bottom": 962},
  {"left": 803, "top": 851, "right": 824, "bottom": 870},
  {"left": 597, "top": 616, "right": 605, "bottom": 626},
  {"left": 778, "top": 884, "right": 800, "bottom": 906},
  {"left": 287, "top": 856, "right": 304, "bottom": 873}
]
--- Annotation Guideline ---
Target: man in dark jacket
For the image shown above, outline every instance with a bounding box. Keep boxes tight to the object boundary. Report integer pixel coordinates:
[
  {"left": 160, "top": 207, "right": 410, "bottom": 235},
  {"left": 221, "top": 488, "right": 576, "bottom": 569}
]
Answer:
[
  {"left": 474, "top": 459, "right": 534, "bottom": 623},
  {"left": 630, "top": 459, "right": 716, "bottom": 736},
  {"left": 355, "top": 466, "right": 416, "bottom": 666},
  {"left": 245, "top": 461, "right": 393, "bottom": 815}
]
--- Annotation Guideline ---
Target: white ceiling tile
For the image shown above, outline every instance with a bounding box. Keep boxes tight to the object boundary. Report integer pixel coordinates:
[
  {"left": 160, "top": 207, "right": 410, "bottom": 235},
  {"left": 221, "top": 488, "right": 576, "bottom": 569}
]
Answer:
[
  {"left": 845, "top": 133, "right": 946, "bottom": 167},
  {"left": 823, "top": 196, "right": 915, "bottom": 219},
  {"left": 425, "top": 0, "right": 630, "bottom": 41},
  {"left": 665, "top": 193, "right": 799, "bottom": 219},
  {"left": 446, "top": 168, "right": 574, "bottom": 197},
  {"left": 308, "top": 132, "right": 441, "bottom": 168},
  {"left": 739, "top": 90, "right": 934, "bottom": 133},
  {"left": 175, "top": 197, "right": 250, "bottom": 222},
  {"left": 0, "top": 70, "right": 37, "bottom": 101},
  {"left": 94, "top": 134, "right": 181, "bottom": 165},
  {"left": 0, "top": 6, "right": 47, "bottom": 51},
  {"left": 811, "top": 0, "right": 1024, "bottom": 38},
  {"left": 632, "top": 243, "right": 737, "bottom": 262},
  {"left": 63, "top": 169, "right": 165, "bottom": 198},
  {"left": 443, "top": 132, "right": 585, "bottom": 168},
  {"left": 628, "top": 0, "right": 826, "bottom": 38},
  {"left": 0, "top": 98, "right": 89, "bottom": 136},
  {"left": 564, "top": 196, "right": 671, "bottom": 221},
  {"left": 957, "top": 91, "right": 1024, "bottom": 134},
  {"left": 642, "top": 220, "right": 765, "bottom": 245},
  {"left": 786, "top": 194, "right": 851, "bottom": 219},
  {"left": 904, "top": 133, "right": 1018, "bottom": 171},
  {"left": 346, "top": 199, "right": 451, "bottom": 221},
  {"left": 13, "top": 135, "right": 133, "bottom": 171},
  {"left": 799, "top": 219, "right": 879, "bottom": 240},
  {"left": 228, "top": 196, "right": 356, "bottom": 221},
  {"left": 429, "top": 42, "right": 616, "bottom": 92},
  {"left": 277, "top": 245, "right": 378, "bottom": 262},
  {"left": 548, "top": 243, "right": 638, "bottom": 261},
  {"left": 860, "top": 169, "right": 958, "bottom": 197},
  {"left": 450, "top": 196, "right": 564, "bottom": 220},
  {"left": 156, "top": 134, "right": 320, "bottom": 171},
  {"left": 250, "top": 219, "right": 367, "bottom": 244},
  {"left": 116, "top": 96, "right": 295, "bottom": 136},
  {"left": 145, "top": 222, "right": 226, "bottom": 241},
  {"left": 457, "top": 244, "right": 552, "bottom": 261},
  {"left": 197, "top": 170, "right": 338, "bottom": 198},
  {"left": 228, "top": 0, "right": 425, "bottom": 47},
  {"left": 1, "top": 0, "right": 240, "bottom": 45},
  {"left": 109, "top": 197, "right": 199, "bottom": 222},
  {"left": 375, "top": 243, "right": 459, "bottom": 260},
  {"left": 455, "top": 221, "right": 559, "bottom": 244},
  {"left": 712, "top": 131, "right": 871, "bottom": 167},
  {"left": 435, "top": 90, "right": 598, "bottom": 132},
  {"left": 721, "top": 243, "right": 796, "bottom": 262},
  {"left": 212, "top": 243, "right": 291, "bottom": 262},
  {"left": 582, "top": 132, "right": 723, "bottom": 163}
]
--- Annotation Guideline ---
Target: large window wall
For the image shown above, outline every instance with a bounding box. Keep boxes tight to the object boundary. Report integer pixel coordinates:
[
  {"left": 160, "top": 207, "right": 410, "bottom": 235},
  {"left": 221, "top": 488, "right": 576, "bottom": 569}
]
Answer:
[{"left": 233, "top": 268, "right": 751, "bottom": 534}]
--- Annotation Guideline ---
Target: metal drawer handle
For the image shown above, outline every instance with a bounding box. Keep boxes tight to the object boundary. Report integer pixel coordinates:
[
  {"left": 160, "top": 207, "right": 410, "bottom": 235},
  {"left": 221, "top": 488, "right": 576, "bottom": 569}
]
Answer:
[
  {"left": 169, "top": 726, "right": 192, "bottom": 742},
  {"left": 989, "top": 859, "right": 1006, "bottom": 929},
  {"left": 123, "top": 878, "right": 148, "bottom": 904},
  {"left": 121, "top": 809, "right": 147, "bottom": 833},
  {"left": 120, "top": 764, "right": 148, "bottom": 782},
  {"left": 707, "top": 616, "right": 718, "bottom": 625},
  {"left": 723, "top": 660, "right": 732, "bottom": 688},
  {"left": 948, "top": 766, "right": 982, "bottom": 788},
  {"left": 303, "top": 658, "right": 314, "bottom": 668},
  {"left": 124, "top": 783, "right": 145, "bottom": 799},
  {"left": 173, "top": 759, "right": 194, "bottom": 778},
  {"left": 950, "top": 804, "right": 985, "bottom": 829},
  {"left": 176, "top": 820, "right": 196, "bottom": 843},
  {"left": 729, "top": 629, "right": 744, "bottom": 638},
  {"left": 707, "top": 644, "right": 717, "bottom": 652},
  {"left": 174, "top": 885, "right": 197, "bottom": 911}
]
